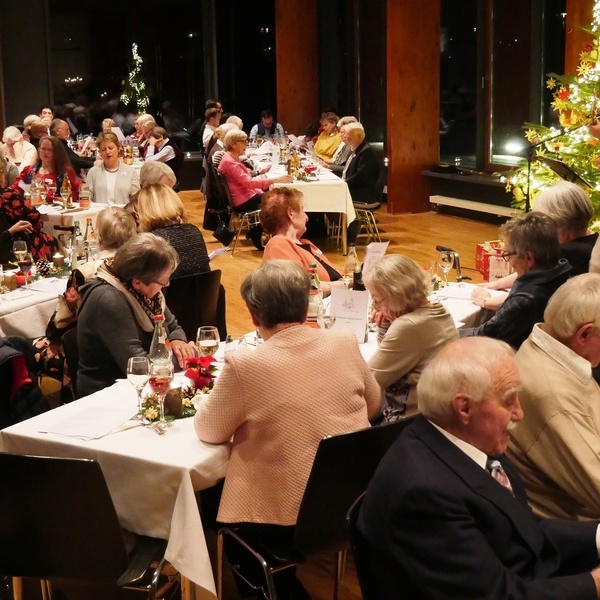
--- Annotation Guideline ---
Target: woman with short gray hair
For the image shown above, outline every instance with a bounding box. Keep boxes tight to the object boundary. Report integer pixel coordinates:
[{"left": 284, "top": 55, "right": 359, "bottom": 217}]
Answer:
[
  {"left": 364, "top": 253, "right": 459, "bottom": 422},
  {"left": 195, "top": 258, "right": 379, "bottom": 599},
  {"left": 77, "top": 232, "right": 196, "bottom": 396}
]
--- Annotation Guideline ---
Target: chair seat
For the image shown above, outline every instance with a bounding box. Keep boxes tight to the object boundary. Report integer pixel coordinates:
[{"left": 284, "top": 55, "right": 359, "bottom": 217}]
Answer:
[{"left": 353, "top": 202, "right": 382, "bottom": 211}]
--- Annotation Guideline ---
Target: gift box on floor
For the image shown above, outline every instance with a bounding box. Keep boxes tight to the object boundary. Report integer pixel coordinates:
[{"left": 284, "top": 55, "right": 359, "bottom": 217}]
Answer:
[{"left": 476, "top": 240, "right": 513, "bottom": 281}]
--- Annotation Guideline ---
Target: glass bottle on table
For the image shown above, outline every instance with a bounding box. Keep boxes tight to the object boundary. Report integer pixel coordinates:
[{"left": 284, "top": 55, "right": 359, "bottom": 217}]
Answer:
[
  {"left": 72, "top": 220, "right": 85, "bottom": 269},
  {"left": 344, "top": 244, "right": 359, "bottom": 284},
  {"left": 306, "top": 265, "right": 324, "bottom": 328},
  {"left": 149, "top": 314, "right": 173, "bottom": 366}
]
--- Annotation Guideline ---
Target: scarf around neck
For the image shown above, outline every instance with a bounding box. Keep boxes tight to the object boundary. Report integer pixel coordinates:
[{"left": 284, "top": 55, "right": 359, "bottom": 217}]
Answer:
[{"left": 96, "top": 260, "right": 164, "bottom": 333}]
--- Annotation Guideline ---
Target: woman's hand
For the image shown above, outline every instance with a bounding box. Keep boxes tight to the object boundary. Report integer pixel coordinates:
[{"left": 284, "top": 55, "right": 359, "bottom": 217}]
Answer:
[
  {"left": 8, "top": 220, "right": 34, "bottom": 236},
  {"left": 171, "top": 339, "right": 198, "bottom": 369},
  {"left": 272, "top": 174, "right": 293, "bottom": 184}
]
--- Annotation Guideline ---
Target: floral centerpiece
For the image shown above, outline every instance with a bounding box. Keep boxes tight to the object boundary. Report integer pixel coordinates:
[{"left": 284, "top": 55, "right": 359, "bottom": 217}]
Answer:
[
  {"left": 184, "top": 355, "right": 217, "bottom": 392},
  {"left": 139, "top": 356, "right": 218, "bottom": 423}
]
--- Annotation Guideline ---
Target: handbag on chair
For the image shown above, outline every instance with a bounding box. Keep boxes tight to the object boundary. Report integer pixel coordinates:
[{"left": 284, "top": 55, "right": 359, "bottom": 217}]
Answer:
[{"left": 213, "top": 214, "right": 235, "bottom": 246}]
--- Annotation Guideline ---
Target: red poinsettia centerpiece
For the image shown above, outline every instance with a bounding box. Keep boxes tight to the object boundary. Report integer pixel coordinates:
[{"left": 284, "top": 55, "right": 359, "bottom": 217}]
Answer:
[{"left": 185, "top": 355, "right": 217, "bottom": 392}]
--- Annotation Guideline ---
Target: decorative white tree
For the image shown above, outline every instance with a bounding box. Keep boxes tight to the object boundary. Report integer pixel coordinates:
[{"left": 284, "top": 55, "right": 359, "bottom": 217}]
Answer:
[
  {"left": 120, "top": 43, "right": 150, "bottom": 113},
  {"left": 509, "top": 1, "right": 600, "bottom": 222}
]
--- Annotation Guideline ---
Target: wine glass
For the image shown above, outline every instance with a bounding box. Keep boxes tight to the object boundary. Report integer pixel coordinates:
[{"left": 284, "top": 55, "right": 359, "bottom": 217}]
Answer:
[
  {"left": 317, "top": 314, "right": 337, "bottom": 330},
  {"left": 17, "top": 252, "right": 33, "bottom": 290},
  {"left": 127, "top": 356, "right": 150, "bottom": 419},
  {"left": 62, "top": 235, "right": 74, "bottom": 267},
  {"left": 60, "top": 184, "right": 70, "bottom": 205},
  {"left": 224, "top": 335, "right": 248, "bottom": 354},
  {"left": 38, "top": 183, "right": 47, "bottom": 205},
  {"left": 148, "top": 361, "right": 174, "bottom": 434},
  {"left": 437, "top": 251, "right": 454, "bottom": 288},
  {"left": 12, "top": 240, "right": 27, "bottom": 265},
  {"left": 196, "top": 326, "right": 220, "bottom": 356}
]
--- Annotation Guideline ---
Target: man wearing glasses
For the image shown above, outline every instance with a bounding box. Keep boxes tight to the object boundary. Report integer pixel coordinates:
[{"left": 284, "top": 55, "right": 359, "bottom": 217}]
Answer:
[{"left": 460, "top": 212, "right": 571, "bottom": 348}]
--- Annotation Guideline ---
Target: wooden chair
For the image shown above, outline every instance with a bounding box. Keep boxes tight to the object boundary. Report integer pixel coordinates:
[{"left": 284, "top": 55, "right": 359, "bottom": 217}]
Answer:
[
  {"left": 163, "top": 269, "right": 227, "bottom": 341},
  {"left": 0, "top": 453, "right": 176, "bottom": 600},
  {"left": 217, "top": 417, "right": 415, "bottom": 600}
]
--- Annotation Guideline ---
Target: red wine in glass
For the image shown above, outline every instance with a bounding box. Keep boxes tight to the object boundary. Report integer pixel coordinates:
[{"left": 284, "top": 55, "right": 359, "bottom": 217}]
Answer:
[
  {"left": 149, "top": 375, "right": 172, "bottom": 395},
  {"left": 17, "top": 254, "right": 33, "bottom": 290}
]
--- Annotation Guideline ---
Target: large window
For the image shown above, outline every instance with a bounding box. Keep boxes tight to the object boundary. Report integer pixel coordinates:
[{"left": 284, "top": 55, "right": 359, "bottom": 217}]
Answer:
[{"left": 440, "top": 0, "right": 566, "bottom": 170}]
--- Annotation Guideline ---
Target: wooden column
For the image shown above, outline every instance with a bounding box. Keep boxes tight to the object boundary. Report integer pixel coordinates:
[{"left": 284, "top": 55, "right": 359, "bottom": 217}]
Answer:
[
  {"left": 275, "top": 0, "right": 319, "bottom": 135},
  {"left": 386, "top": 0, "right": 440, "bottom": 213},
  {"left": 565, "top": 0, "right": 595, "bottom": 75}
]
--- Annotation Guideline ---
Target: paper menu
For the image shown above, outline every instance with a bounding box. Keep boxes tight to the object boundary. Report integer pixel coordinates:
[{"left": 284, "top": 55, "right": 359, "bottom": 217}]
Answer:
[
  {"left": 363, "top": 241, "right": 389, "bottom": 276},
  {"left": 329, "top": 287, "right": 369, "bottom": 343}
]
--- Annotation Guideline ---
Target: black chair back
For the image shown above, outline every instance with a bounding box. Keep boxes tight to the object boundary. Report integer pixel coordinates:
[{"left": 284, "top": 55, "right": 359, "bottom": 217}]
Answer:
[
  {"left": 294, "top": 417, "right": 415, "bottom": 557},
  {"left": 164, "top": 269, "right": 227, "bottom": 341},
  {"left": 346, "top": 493, "right": 380, "bottom": 600},
  {"left": 0, "top": 453, "right": 130, "bottom": 582},
  {"left": 216, "top": 172, "right": 236, "bottom": 213},
  {"left": 62, "top": 327, "right": 80, "bottom": 399}
]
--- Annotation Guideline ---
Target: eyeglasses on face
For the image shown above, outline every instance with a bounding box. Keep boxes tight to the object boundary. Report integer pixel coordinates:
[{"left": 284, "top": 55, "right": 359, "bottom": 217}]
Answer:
[
  {"left": 152, "top": 279, "right": 171, "bottom": 288},
  {"left": 500, "top": 251, "right": 517, "bottom": 262}
]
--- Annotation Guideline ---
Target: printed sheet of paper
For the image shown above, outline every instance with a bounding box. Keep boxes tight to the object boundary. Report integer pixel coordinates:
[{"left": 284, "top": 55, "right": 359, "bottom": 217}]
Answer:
[
  {"left": 329, "top": 287, "right": 369, "bottom": 343},
  {"left": 363, "top": 241, "right": 389, "bottom": 276}
]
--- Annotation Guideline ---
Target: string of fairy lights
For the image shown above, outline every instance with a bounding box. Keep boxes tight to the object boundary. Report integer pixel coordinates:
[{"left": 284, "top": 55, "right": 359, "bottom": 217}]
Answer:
[{"left": 120, "top": 43, "right": 150, "bottom": 113}]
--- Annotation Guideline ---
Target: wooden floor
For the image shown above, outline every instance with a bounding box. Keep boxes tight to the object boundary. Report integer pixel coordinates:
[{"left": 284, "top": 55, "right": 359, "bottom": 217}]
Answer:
[
  {"left": 180, "top": 190, "right": 501, "bottom": 339},
  {"left": 179, "top": 191, "right": 501, "bottom": 599}
]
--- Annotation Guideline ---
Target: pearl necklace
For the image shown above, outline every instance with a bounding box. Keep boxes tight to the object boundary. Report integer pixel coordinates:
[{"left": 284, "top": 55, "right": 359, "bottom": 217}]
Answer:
[{"left": 105, "top": 165, "right": 119, "bottom": 173}]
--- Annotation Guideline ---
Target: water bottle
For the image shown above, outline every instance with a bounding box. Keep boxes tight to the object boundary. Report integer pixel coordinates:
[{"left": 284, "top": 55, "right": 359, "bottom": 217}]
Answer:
[{"left": 148, "top": 314, "right": 173, "bottom": 366}]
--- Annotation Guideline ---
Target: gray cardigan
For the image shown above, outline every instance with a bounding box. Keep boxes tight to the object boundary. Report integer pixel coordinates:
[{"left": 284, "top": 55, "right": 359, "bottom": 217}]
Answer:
[{"left": 76, "top": 279, "right": 187, "bottom": 397}]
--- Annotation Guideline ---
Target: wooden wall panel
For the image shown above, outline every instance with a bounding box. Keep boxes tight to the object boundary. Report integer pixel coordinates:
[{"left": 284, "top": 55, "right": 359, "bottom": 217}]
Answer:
[
  {"left": 386, "top": 0, "right": 440, "bottom": 213},
  {"left": 275, "top": 0, "right": 319, "bottom": 136},
  {"left": 565, "top": 0, "right": 594, "bottom": 75}
]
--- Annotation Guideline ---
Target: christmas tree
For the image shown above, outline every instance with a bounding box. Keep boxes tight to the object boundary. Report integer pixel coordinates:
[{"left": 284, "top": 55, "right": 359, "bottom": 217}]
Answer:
[
  {"left": 120, "top": 43, "right": 150, "bottom": 113},
  {"left": 509, "top": 1, "right": 600, "bottom": 224}
]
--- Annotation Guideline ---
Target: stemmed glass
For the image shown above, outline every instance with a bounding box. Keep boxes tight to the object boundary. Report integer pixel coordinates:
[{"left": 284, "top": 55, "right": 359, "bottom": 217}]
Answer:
[
  {"left": 62, "top": 235, "right": 74, "bottom": 267},
  {"left": 12, "top": 240, "right": 27, "bottom": 263},
  {"left": 196, "top": 326, "right": 220, "bottom": 357},
  {"left": 17, "top": 252, "right": 33, "bottom": 290},
  {"left": 127, "top": 356, "right": 150, "bottom": 419},
  {"left": 224, "top": 335, "right": 248, "bottom": 354},
  {"left": 437, "top": 250, "right": 454, "bottom": 288},
  {"left": 317, "top": 314, "right": 337, "bottom": 330},
  {"left": 148, "top": 361, "right": 174, "bottom": 434}
]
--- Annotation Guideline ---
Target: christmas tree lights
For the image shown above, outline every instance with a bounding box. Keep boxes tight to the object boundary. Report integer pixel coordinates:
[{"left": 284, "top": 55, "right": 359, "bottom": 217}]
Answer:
[
  {"left": 509, "top": 1, "right": 600, "bottom": 226},
  {"left": 120, "top": 43, "right": 150, "bottom": 113}
]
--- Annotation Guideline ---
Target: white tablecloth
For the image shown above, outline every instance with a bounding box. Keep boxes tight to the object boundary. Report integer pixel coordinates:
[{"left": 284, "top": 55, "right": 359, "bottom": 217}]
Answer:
[
  {"left": 0, "top": 277, "right": 66, "bottom": 338},
  {"left": 0, "top": 379, "right": 230, "bottom": 599},
  {"left": 39, "top": 204, "right": 105, "bottom": 239}
]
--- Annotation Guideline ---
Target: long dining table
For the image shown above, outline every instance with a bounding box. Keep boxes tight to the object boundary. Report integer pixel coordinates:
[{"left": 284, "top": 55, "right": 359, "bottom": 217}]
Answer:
[{"left": 0, "top": 379, "right": 230, "bottom": 600}]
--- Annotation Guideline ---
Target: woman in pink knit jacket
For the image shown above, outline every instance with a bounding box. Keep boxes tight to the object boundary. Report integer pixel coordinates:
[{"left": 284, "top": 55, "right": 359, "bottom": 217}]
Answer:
[{"left": 195, "top": 259, "right": 380, "bottom": 598}]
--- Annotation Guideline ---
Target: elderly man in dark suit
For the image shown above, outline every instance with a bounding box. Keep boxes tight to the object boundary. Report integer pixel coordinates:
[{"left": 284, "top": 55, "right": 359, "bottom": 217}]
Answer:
[
  {"left": 49, "top": 119, "right": 95, "bottom": 175},
  {"left": 342, "top": 122, "right": 381, "bottom": 244},
  {"left": 357, "top": 336, "right": 600, "bottom": 600}
]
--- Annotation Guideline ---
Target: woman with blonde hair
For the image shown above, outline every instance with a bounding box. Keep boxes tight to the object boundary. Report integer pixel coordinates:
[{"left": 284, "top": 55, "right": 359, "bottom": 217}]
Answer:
[
  {"left": 136, "top": 183, "right": 210, "bottom": 278},
  {"left": 364, "top": 253, "right": 459, "bottom": 422},
  {"left": 313, "top": 111, "right": 342, "bottom": 161},
  {"left": 86, "top": 132, "right": 140, "bottom": 205}
]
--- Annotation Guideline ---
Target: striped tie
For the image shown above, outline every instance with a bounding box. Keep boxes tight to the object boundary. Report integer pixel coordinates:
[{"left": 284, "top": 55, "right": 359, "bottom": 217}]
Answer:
[{"left": 486, "top": 458, "right": 513, "bottom": 494}]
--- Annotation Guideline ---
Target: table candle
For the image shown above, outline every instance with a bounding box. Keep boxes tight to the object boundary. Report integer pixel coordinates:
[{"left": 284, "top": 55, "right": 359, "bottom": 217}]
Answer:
[
  {"left": 53, "top": 253, "right": 65, "bottom": 268},
  {"left": 3, "top": 273, "right": 16, "bottom": 290}
]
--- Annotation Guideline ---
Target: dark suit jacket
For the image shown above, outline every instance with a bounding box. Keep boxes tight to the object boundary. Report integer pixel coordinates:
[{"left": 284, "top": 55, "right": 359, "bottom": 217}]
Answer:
[
  {"left": 60, "top": 140, "right": 95, "bottom": 174},
  {"left": 357, "top": 415, "right": 599, "bottom": 599},
  {"left": 343, "top": 141, "right": 380, "bottom": 204}
]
